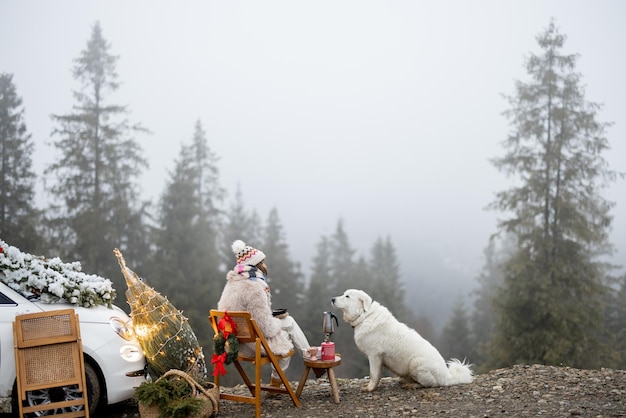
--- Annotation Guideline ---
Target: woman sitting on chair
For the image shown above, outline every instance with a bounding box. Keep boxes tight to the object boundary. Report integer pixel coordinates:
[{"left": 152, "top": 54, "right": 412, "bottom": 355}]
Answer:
[{"left": 217, "top": 239, "right": 312, "bottom": 389}]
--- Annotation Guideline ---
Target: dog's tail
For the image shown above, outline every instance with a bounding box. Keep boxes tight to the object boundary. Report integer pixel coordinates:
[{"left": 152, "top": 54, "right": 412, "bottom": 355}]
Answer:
[{"left": 446, "top": 358, "right": 474, "bottom": 385}]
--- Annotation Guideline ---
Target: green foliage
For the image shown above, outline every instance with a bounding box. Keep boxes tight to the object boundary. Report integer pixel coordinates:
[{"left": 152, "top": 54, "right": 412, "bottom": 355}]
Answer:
[
  {"left": 409, "top": 315, "right": 437, "bottom": 345},
  {"left": 261, "top": 207, "right": 305, "bottom": 317},
  {"left": 300, "top": 236, "right": 334, "bottom": 344},
  {"left": 44, "top": 21, "right": 150, "bottom": 288},
  {"left": 613, "top": 275, "right": 626, "bottom": 367},
  {"left": 135, "top": 377, "right": 207, "bottom": 418},
  {"left": 329, "top": 219, "right": 357, "bottom": 296},
  {"left": 470, "top": 235, "right": 512, "bottom": 369},
  {"left": 147, "top": 120, "right": 224, "bottom": 351},
  {"left": 368, "top": 236, "right": 410, "bottom": 322},
  {"left": 327, "top": 220, "right": 370, "bottom": 378},
  {"left": 487, "top": 20, "right": 621, "bottom": 369},
  {"left": 0, "top": 73, "right": 41, "bottom": 252},
  {"left": 439, "top": 297, "right": 471, "bottom": 361},
  {"left": 213, "top": 333, "right": 239, "bottom": 365},
  {"left": 220, "top": 185, "right": 262, "bottom": 271}
]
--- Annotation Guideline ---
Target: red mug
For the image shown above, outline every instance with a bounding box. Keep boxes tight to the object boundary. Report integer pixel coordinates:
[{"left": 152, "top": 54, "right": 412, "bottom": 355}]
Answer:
[{"left": 321, "top": 341, "right": 335, "bottom": 360}]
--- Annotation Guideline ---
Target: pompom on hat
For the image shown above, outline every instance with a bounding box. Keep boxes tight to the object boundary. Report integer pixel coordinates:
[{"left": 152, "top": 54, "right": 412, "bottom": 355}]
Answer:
[{"left": 232, "top": 240, "right": 266, "bottom": 266}]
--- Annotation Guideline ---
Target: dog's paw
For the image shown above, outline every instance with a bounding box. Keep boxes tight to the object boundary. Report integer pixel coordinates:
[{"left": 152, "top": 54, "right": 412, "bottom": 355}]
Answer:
[{"left": 361, "top": 383, "right": 377, "bottom": 392}]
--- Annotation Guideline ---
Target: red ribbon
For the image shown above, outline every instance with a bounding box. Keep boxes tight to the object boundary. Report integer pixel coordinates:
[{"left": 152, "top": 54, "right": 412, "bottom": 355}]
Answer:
[
  {"left": 218, "top": 312, "right": 237, "bottom": 340},
  {"left": 212, "top": 352, "right": 227, "bottom": 376}
]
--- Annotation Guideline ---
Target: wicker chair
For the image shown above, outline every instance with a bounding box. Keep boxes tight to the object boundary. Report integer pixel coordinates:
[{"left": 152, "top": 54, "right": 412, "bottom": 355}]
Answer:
[{"left": 13, "top": 308, "right": 89, "bottom": 417}]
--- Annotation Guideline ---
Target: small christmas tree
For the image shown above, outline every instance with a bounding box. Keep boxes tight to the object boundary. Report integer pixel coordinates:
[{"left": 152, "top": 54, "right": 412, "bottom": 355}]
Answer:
[{"left": 114, "top": 249, "right": 206, "bottom": 379}]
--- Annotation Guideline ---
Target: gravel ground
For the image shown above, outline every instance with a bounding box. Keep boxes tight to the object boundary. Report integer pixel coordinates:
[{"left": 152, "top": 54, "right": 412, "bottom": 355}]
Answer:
[{"left": 101, "top": 364, "right": 626, "bottom": 417}]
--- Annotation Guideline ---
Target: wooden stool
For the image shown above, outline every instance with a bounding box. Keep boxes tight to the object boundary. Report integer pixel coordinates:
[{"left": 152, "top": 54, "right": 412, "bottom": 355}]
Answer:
[{"left": 296, "top": 356, "right": 342, "bottom": 403}]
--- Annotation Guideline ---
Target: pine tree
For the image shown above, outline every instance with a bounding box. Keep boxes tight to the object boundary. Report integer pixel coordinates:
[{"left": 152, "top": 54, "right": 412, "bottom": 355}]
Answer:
[
  {"left": 368, "top": 236, "right": 409, "bottom": 322},
  {"left": 352, "top": 255, "right": 373, "bottom": 295},
  {"left": 149, "top": 120, "right": 224, "bottom": 350},
  {"left": 301, "top": 236, "right": 334, "bottom": 345},
  {"left": 470, "top": 235, "right": 512, "bottom": 369},
  {"left": 607, "top": 274, "right": 626, "bottom": 368},
  {"left": 439, "top": 296, "right": 472, "bottom": 361},
  {"left": 260, "top": 208, "right": 305, "bottom": 318},
  {"left": 326, "top": 220, "right": 370, "bottom": 378},
  {"left": 329, "top": 219, "right": 357, "bottom": 296},
  {"left": 220, "top": 185, "right": 262, "bottom": 272},
  {"left": 44, "top": 22, "right": 149, "bottom": 292},
  {"left": 0, "top": 73, "right": 41, "bottom": 251},
  {"left": 488, "top": 20, "right": 621, "bottom": 369},
  {"left": 410, "top": 314, "right": 437, "bottom": 346},
  {"left": 189, "top": 120, "right": 224, "bottom": 225}
]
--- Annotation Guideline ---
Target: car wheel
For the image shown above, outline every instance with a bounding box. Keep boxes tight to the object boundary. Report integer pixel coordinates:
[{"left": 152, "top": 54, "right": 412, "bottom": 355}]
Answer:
[
  {"left": 22, "top": 361, "right": 102, "bottom": 417},
  {"left": 84, "top": 361, "right": 103, "bottom": 415}
]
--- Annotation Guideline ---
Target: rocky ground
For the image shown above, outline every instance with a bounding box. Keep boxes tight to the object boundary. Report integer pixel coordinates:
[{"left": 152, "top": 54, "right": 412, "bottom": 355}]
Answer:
[{"left": 102, "top": 364, "right": 626, "bottom": 417}]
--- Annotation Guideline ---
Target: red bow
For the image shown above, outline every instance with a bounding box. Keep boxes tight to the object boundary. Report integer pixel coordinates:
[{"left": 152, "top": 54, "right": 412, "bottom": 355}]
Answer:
[
  {"left": 218, "top": 312, "right": 237, "bottom": 339},
  {"left": 212, "top": 352, "right": 227, "bottom": 376}
]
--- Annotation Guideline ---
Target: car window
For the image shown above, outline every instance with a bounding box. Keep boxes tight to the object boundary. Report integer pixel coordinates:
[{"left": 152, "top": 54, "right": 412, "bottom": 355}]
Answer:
[{"left": 0, "top": 291, "right": 18, "bottom": 306}]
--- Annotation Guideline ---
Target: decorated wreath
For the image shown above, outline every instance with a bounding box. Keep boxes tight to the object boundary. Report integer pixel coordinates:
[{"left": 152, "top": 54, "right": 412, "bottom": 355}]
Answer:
[{"left": 212, "top": 312, "right": 239, "bottom": 376}]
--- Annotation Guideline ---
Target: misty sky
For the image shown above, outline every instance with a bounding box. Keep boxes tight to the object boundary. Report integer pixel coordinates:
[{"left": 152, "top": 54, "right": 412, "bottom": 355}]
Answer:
[{"left": 1, "top": 1, "right": 625, "bottom": 308}]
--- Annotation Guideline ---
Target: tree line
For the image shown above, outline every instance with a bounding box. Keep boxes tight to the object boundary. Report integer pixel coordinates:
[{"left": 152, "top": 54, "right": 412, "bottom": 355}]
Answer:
[{"left": 1, "top": 20, "right": 625, "bottom": 382}]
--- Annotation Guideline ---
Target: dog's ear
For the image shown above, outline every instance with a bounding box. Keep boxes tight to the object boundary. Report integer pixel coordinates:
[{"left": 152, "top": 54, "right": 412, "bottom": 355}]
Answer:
[{"left": 359, "top": 291, "right": 372, "bottom": 312}]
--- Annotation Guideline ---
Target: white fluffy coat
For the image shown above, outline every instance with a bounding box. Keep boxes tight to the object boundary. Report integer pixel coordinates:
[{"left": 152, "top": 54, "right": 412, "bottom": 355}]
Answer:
[
  {"left": 217, "top": 269, "right": 293, "bottom": 356},
  {"left": 332, "top": 289, "right": 473, "bottom": 392}
]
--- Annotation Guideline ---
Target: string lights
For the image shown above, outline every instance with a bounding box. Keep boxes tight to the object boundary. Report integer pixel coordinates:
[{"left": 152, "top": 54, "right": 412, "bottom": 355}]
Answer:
[{"left": 114, "top": 249, "right": 207, "bottom": 379}]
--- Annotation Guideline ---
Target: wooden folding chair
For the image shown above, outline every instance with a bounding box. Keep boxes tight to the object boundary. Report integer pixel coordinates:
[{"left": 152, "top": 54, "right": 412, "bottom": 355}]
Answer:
[
  {"left": 13, "top": 309, "right": 89, "bottom": 418},
  {"left": 209, "top": 310, "right": 301, "bottom": 417}
]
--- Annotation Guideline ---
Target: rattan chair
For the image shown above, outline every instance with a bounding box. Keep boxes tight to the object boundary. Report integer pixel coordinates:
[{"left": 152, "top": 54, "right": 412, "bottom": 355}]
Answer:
[
  {"left": 13, "top": 308, "right": 89, "bottom": 417},
  {"left": 209, "top": 310, "right": 301, "bottom": 418}
]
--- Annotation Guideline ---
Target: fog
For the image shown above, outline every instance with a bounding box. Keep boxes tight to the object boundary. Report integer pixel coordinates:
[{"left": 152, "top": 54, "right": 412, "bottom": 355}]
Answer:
[{"left": 2, "top": 1, "right": 625, "bottom": 326}]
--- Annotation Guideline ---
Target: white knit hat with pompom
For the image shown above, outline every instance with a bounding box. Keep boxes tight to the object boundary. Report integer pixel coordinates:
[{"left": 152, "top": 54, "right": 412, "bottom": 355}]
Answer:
[{"left": 232, "top": 240, "right": 266, "bottom": 266}]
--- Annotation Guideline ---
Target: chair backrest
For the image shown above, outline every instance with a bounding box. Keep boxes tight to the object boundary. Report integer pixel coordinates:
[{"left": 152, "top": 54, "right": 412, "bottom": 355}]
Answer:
[
  {"left": 13, "top": 308, "right": 89, "bottom": 417},
  {"left": 210, "top": 310, "right": 262, "bottom": 344}
]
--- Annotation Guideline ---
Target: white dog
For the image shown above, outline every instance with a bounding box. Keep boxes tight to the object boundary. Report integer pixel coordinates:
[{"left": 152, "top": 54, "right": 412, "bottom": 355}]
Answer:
[{"left": 331, "top": 289, "right": 473, "bottom": 392}]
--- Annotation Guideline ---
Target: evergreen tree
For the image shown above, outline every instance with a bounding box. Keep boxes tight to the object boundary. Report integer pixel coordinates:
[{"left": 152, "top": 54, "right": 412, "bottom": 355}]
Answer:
[
  {"left": 470, "top": 235, "right": 511, "bottom": 369},
  {"left": 149, "top": 120, "right": 224, "bottom": 350},
  {"left": 256, "top": 207, "right": 308, "bottom": 380},
  {"left": 410, "top": 314, "right": 437, "bottom": 346},
  {"left": 220, "top": 184, "right": 261, "bottom": 272},
  {"left": 329, "top": 219, "right": 357, "bottom": 296},
  {"left": 44, "top": 22, "right": 149, "bottom": 292},
  {"left": 439, "top": 296, "right": 472, "bottom": 361},
  {"left": 326, "top": 220, "right": 369, "bottom": 378},
  {"left": 0, "top": 73, "right": 41, "bottom": 251},
  {"left": 488, "top": 20, "right": 621, "bottom": 369},
  {"left": 301, "top": 236, "right": 334, "bottom": 345},
  {"left": 368, "top": 236, "right": 409, "bottom": 322},
  {"left": 607, "top": 273, "right": 626, "bottom": 368},
  {"left": 261, "top": 207, "right": 305, "bottom": 318},
  {"left": 352, "top": 255, "right": 373, "bottom": 295}
]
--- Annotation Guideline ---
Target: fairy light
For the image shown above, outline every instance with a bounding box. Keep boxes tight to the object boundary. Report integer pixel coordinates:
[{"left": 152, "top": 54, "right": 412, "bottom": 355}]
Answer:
[{"left": 114, "top": 249, "right": 207, "bottom": 379}]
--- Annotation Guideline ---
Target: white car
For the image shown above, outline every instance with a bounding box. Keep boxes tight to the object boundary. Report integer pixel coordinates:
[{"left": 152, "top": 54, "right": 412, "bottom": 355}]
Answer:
[{"left": 0, "top": 281, "right": 146, "bottom": 416}]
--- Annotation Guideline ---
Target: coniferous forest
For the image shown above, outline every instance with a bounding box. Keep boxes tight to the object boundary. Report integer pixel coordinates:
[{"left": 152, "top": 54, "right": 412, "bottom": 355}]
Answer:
[{"left": 1, "top": 18, "right": 625, "bottom": 384}]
